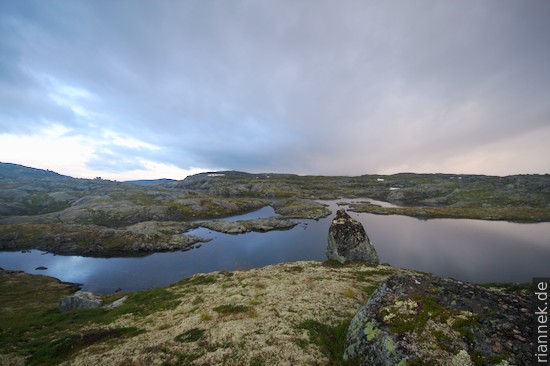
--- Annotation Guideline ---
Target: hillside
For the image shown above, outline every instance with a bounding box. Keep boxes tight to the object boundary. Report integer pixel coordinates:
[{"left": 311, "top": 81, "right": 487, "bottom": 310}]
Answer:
[
  {"left": 0, "top": 262, "right": 530, "bottom": 365},
  {"left": 1, "top": 163, "right": 549, "bottom": 256}
]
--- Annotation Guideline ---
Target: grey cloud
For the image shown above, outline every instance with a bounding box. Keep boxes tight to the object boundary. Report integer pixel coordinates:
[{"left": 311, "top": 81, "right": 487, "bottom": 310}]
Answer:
[{"left": 1, "top": 0, "right": 549, "bottom": 175}]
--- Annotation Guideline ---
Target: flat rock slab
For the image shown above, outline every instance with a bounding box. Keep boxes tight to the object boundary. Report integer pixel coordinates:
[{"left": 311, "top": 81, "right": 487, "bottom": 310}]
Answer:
[{"left": 200, "top": 217, "right": 297, "bottom": 234}]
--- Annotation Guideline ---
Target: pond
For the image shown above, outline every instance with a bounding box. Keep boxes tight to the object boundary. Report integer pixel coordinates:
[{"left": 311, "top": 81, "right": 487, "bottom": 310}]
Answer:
[{"left": 1, "top": 199, "right": 549, "bottom": 293}]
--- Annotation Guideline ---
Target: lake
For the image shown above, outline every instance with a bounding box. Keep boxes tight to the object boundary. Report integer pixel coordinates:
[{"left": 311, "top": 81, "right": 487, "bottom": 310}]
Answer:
[{"left": 1, "top": 200, "right": 549, "bottom": 293}]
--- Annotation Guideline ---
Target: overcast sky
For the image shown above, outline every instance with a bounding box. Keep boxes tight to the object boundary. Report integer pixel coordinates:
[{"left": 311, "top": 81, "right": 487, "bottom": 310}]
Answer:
[{"left": 1, "top": 0, "right": 549, "bottom": 180}]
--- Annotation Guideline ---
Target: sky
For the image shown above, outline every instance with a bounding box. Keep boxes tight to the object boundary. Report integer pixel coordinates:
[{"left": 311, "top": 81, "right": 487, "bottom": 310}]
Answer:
[{"left": 1, "top": 0, "right": 549, "bottom": 180}]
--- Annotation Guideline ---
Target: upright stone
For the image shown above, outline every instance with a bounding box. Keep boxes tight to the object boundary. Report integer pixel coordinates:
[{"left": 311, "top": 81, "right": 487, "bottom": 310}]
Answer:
[{"left": 326, "top": 209, "right": 379, "bottom": 265}]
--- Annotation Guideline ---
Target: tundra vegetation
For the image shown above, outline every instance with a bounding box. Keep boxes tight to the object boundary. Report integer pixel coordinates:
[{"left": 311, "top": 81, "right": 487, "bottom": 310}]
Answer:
[
  {"left": 1, "top": 163, "right": 549, "bottom": 256},
  {"left": 0, "top": 263, "right": 530, "bottom": 365},
  {"left": 0, "top": 163, "right": 545, "bottom": 364}
]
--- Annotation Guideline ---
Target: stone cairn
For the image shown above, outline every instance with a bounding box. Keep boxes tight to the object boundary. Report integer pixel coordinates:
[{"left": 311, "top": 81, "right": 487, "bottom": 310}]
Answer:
[{"left": 326, "top": 209, "right": 379, "bottom": 265}]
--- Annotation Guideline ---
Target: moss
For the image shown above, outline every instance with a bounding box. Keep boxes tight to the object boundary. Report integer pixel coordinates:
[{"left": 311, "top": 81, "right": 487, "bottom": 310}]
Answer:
[
  {"left": 480, "top": 282, "right": 532, "bottom": 294},
  {"left": 323, "top": 259, "right": 345, "bottom": 267},
  {"left": 342, "top": 288, "right": 357, "bottom": 299},
  {"left": 383, "top": 295, "right": 452, "bottom": 335}
]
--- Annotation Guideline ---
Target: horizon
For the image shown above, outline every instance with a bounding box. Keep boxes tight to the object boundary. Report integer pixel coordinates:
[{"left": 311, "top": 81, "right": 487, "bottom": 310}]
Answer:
[
  {"left": 1, "top": 161, "right": 547, "bottom": 182},
  {"left": 1, "top": 1, "right": 550, "bottom": 180}
]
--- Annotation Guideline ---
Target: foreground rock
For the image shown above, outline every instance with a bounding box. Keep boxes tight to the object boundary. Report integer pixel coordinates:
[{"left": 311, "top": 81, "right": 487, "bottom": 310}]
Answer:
[
  {"left": 200, "top": 217, "right": 297, "bottom": 234},
  {"left": 59, "top": 291, "right": 103, "bottom": 312},
  {"left": 344, "top": 274, "right": 531, "bottom": 365},
  {"left": 326, "top": 209, "right": 379, "bottom": 265}
]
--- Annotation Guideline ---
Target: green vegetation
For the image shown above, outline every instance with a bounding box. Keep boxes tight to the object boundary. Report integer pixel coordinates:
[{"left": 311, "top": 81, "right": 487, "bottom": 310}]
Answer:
[
  {"left": 480, "top": 282, "right": 532, "bottom": 294},
  {"left": 27, "top": 327, "right": 143, "bottom": 366},
  {"left": 350, "top": 204, "right": 550, "bottom": 222},
  {"left": 2, "top": 164, "right": 549, "bottom": 256},
  {"left": 174, "top": 328, "right": 206, "bottom": 343},
  {"left": 298, "top": 319, "right": 361, "bottom": 365},
  {"left": 213, "top": 304, "right": 251, "bottom": 315}
]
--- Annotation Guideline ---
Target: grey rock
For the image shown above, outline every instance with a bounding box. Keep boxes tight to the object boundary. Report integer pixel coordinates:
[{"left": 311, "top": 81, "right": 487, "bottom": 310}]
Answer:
[
  {"left": 200, "top": 217, "right": 297, "bottom": 234},
  {"left": 59, "top": 291, "right": 103, "bottom": 312},
  {"left": 103, "top": 295, "right": 128, "bottom": 310},
  {"left": 344, "top": 274, "right": 530, "bottom": 365},
  {"left": 326, "top": 209, "right": 379, "bottom": 265}
]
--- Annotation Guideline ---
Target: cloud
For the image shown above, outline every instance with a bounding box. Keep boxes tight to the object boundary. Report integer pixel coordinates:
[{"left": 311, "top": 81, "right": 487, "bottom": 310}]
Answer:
[{"left": 1, "top": 0, "right": 549, "bottom": 178}]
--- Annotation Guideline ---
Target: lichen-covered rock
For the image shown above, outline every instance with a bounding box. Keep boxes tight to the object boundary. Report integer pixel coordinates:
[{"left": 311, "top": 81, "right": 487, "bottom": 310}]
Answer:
[
  {"left": 59, "top": 291, "right": 102, "bottom": 312},
  {"left": 326, "top": 209, "right": 379, "bottom": 265},
  {"left": 344, "top": 274, "right": 531, "bottom": 365}
]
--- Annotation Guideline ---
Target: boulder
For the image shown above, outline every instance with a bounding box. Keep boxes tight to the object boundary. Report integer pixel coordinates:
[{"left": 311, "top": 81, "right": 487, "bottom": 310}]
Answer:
[
  {"left": 59, "top": 291, "right": 102, "bottom": 312},
  {"left": 326, "top": 209, "right": 379, "bottom": 265},
  {"left": 344, "top": 274, "right": 530, "bottom": 365}
]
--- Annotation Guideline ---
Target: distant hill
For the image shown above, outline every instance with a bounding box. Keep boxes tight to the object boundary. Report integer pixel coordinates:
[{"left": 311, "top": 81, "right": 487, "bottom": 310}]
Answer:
[
  {"left": 125, "top": 178, "right": 177, "bottom": 185},
  {"left": 0, "top": 162, "right": 70, "bottom": 180}
]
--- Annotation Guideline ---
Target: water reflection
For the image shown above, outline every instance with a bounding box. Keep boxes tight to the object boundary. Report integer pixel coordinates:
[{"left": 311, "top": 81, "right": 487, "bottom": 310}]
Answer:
[{"left": 0, "top": 200, "right": 549, "bottom": 292}]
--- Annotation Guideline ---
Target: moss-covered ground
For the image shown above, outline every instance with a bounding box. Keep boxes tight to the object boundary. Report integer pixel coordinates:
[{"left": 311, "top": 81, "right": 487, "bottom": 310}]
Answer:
[{"left": 0, "top": 262, "right": 407, "bottom": 365}]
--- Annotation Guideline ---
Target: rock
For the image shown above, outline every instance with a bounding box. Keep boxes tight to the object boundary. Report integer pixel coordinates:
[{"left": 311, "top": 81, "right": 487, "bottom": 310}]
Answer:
[
  {"left": 200, "top": 217, "right": 297, "bottom": 234},
  {"left": 103, "top": 295, "right": 128, "bottom": 310},
  {"left": 326, "top": 209, "right": 379, "bottom": 265},
  {"left": 59, "top": 291, "right": 103, "bottom": 312},
  {"left": 344, "top": 274, "right": 531, "bottom": 365}
]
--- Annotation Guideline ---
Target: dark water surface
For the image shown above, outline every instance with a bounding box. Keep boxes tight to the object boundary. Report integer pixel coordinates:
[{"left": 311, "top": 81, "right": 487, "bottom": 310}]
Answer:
[{"left": 1, "top": 200, "right": 549, "bottom": 293}]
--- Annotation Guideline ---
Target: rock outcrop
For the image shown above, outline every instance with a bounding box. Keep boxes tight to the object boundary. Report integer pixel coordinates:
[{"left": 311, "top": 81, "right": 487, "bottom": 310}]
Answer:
[
  {"left": 59, "top": 291, "right": 103, "bottom": 312},
  {"left": 326, "top": 209, "right": 379, "bottom": 265},
  {"left": 344, "top": 274, "right": 531, "bottom": 365},
  {"left": 200, "top": 217, "right": 297, "bottom": 234}
]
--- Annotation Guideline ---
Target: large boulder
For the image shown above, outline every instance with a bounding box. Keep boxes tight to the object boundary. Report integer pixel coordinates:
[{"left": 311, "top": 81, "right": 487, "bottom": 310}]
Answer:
[
  {"left": 59, "top": 291, "right": 102, "bottom": 312},
  {"left": 326, "top": 209, "right": 379, "bottom": 265},
  {"left": 344, "top": 274, "right": 530, "bottom": 365}
]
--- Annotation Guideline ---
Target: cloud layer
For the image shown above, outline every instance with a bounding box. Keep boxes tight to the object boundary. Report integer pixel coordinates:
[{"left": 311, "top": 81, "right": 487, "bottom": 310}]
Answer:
[{"left": 1, "top": 0, "right": 549, "bottom": 179}]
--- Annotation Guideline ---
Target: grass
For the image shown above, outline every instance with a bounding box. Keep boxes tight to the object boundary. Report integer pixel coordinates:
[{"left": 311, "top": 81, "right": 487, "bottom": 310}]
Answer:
[
  {"left": 298, "top": 319, "right": 361, "bottom": 365},
  {"left": 0, "top": 270, "right": 180, "bottom": 363},
  {"left": 173, "top": 274, "right": 217, "bottom": 287},
  {"left": 213, "top": 304, "right": 250, "bottom": 316},
  {"left": 111, "top": 288, "right": 181, "bottom": 317},
  {"left": 174, "top": 328, "right": 205, "bottom": 343},
  {"left": 342, "top": 288, "right": 357, "bottom": 299},
  {"left": 26, "top": 327, "right": 143, "bottom": 366}
]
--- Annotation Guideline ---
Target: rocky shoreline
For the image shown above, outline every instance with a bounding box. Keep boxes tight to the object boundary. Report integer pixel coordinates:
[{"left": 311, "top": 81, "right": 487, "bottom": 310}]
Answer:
[{"left": 0, "top": 221, "right": 210, "bottom": 256}]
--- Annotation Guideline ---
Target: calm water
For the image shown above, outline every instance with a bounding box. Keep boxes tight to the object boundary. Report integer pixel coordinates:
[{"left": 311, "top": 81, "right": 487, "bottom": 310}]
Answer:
[{"left": 1, "top": 200, "right": 549, "bottom": 293}]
